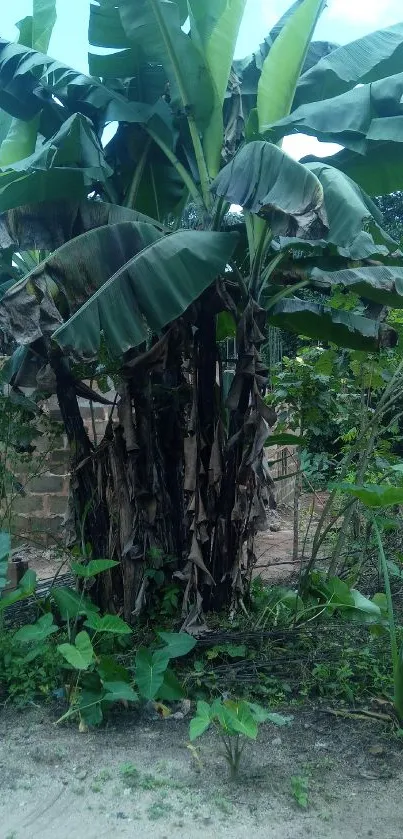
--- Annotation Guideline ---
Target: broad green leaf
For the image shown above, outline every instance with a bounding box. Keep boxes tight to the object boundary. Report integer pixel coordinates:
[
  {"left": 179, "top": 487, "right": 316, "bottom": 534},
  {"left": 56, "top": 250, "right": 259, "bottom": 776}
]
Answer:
[
  {"left": 51, "top": 586, "right": 99, "bottom": 621},
  {"left": 158, "top": 631, "right": 197, "bottom": 659},
  {"left": 315, "top": 141, "right": 403, "bottom": 197},
  {"left": 71, "top": 559, "right": 119, "bottom": 579},
  {"left": 211, "top": 141, "right": 327, "bottom": 239},
  {"left": 0, "top": 568, "right": 37, "bottom": 612},
  {"left": 247, "top": 702, "right": 271, "bottom": 723},
  {"left": 103, "top": 681, "right": 138, "bottom": 703},
  {"left": 267, "top": 73, "right": 403, "bottom": 195},
  {"left": 189, "top": 700, "right": 211, "bottom": 741},
  {"left": 157, "top": 668, "right": 185, "bottom": 701},
  {"left": 294, "top": 22, "right": 403, "bottom": 109},
  {"left": 311, "top": 266, "right": 403, "bottom": 309},
  {"left": 188, "top": 0, "right": 246, "bottom": 175},
  {"left": 135, "top": 648, "right": 168, "bottom": 700},
  {"left": 257, "top": 0, "right": 325, "bottom": 131},
  {"left": 304, "top": 163, "right": 395, "bottom": 257},
  {"left": 0, "top": 3, "right": 56, "bottom": 168},
  {"left": 52, "top": 229, "right": 238, "bottom": 361},
  {"left": 1, "top": 221, "right": 162, "bottom": 346},
  {"left": 222, "top": 700, "right": 258, "bottom": 738},
  {"left": 32, "top": 0, "right": 57, "bottom": 53},
  {"left": 268, "top": 299, "right": 397, "bottom": 352},
  {"left": 119, "top": 0, "right": 214, "bottom": 133},
  {"left": 97, "top": 656, "right": 131, "bottom": 683},
  {"left": 78, "top": 689, "right": 104, "bottom": 726},
  {"left": 0, "top": 117, "right": 39, "bottom": 167},
  {"left": 0, "top": 114, "right": 112, "bottom": 214},
  {"left": 337, "top": 484, "right": 403, "bottom": 509},
  {"left": 84, "top": 613, "right": 132, "bottom": 635},
  {"left": 14, "top": 613, "right": 57, "bottom": 644},
  {"left": 350, "top": 590, "right": 382, "bottom": 618},
  {"left": 0, "top": 38, "right": 151, "bottom": 127},
  {"left": 58, "top": 631, "right": 94, "bottom": 670}
]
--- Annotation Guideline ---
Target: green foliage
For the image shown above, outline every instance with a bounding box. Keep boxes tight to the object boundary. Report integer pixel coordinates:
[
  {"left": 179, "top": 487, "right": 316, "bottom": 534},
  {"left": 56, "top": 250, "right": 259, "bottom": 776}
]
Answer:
[
  {"left": 291, "top": 774, "right": 309, "bottom": 808},
  {"left": 0, "top": 626, "right": 61, "bottom": 705},
  {"left": 189, "top": 697, "right": 292, "bottom": 779}
]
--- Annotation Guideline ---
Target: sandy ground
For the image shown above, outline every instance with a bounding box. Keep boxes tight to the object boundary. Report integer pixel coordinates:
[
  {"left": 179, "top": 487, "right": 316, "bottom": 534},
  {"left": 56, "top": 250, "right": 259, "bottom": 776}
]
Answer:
[{"left": 0, "top": 704, "right": 402, "bottom": 839}]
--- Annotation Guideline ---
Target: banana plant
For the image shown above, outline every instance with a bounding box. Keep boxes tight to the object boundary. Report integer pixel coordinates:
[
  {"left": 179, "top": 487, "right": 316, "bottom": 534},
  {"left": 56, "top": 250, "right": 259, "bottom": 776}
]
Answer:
[{"left": 1, "top": 1, "right": 403, "bottom": 618}]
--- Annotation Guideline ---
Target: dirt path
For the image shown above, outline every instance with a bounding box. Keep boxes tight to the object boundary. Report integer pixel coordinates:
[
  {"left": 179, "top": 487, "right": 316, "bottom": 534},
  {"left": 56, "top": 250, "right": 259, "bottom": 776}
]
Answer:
[{"left": 1, "top": 704, "right": 402, "bottom": 839}]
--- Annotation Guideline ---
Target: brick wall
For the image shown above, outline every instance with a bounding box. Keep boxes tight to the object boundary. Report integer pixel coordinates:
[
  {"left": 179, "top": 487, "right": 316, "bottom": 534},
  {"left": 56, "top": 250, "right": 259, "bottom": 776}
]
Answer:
[
  {"left": 9, "top": 395, "right": 111, "bottom": 546},
  {"left": 10, "top": 399, "right": 297, "bottom": 544}
]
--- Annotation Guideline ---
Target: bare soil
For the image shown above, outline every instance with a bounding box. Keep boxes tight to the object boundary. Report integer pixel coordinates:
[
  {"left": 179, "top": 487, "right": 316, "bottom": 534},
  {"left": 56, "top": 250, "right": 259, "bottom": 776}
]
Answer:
[{"left": 1, "top": 703, "right": 402, "bottom": 839}]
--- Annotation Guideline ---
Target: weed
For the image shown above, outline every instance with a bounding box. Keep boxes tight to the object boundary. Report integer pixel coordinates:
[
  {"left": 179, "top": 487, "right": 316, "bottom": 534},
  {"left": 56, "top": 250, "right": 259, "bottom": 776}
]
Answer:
[
  {"left": 146, "top": 800, "right": 173, "bottom": 821},
  {"left": 291, "top": 774, "right": 309, "bottom": 808},
  {"left": 189, "top": 698, "right": 293, "bottom": 780},
  {"left": 213, "top": 793, "right": 234, "bottom": 815}
]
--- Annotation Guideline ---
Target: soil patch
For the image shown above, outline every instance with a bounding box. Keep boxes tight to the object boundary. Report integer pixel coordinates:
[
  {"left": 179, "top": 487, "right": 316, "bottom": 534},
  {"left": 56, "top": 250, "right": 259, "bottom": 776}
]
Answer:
[{"left": 0, "top": 704, "right": 402, "bottom": 838}]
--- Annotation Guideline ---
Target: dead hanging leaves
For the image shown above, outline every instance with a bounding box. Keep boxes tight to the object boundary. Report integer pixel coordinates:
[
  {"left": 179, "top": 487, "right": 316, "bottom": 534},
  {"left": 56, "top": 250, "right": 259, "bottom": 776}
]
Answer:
[{"left": 63, "top": 286, "right": 276, "bottom": 623}]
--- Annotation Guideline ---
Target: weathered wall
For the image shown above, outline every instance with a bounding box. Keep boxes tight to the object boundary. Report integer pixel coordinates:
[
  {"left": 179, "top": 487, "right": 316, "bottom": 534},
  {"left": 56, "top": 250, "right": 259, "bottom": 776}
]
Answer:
[{"left": 10, "top": 396, "right": 110, "bottom": 546}]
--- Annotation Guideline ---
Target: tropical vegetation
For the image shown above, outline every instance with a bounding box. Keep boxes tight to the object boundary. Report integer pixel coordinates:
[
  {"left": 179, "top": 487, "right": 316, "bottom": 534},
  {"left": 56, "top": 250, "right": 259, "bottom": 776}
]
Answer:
[{"left": 1, "top": 0, "right": 403, "bottom": 644}]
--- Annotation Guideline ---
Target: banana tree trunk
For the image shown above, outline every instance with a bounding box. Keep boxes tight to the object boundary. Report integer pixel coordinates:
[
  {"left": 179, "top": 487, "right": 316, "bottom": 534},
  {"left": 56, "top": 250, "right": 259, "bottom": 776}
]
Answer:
[{"left": 58, "top": 295, "right": 274, "bottom": 621}]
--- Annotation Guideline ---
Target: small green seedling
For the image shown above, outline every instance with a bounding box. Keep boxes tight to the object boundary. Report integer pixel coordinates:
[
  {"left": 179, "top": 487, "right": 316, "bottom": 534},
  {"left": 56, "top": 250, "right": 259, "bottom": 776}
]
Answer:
[
  {"left": 291, "top": 774, "right": 309, "bottom": 808},
  {"left": 189, "top": 698, "right": 293, "bottom": 780}
]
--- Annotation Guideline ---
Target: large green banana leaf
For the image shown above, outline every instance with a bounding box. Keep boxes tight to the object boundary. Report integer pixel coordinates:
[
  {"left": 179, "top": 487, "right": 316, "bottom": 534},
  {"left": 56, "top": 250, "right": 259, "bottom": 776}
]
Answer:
[
  {"left": 306, "top": 142, "right": 403, "bottom": 197},
  {"left": 294, "top": 22, "right": 403, "bottom": 109},
  {"left": 310, "top": 266, "right": 403, "bottom": 309},
  {"left": 0, "top": 199, "right": 164, "bottom": 253},
  {"left": 0, "top": 221, "right": 162, "bottom": 345},
  {"left": 0, "top": 2, "right": 57, "bottom": 167},
  {"left": 257, "top": 0, "right": 325, "bottom": 130},
  {"left": 304, "top": 163, "right": 397, "bottom": 257},
  {"left": 268, "top": 298, "right": 397, "bottom": 351},
  {"left": 52, "top": 230, "right": 238, "bottom": 360},
  {"left": 0, "top": 114, "right": 112, "bottom": 213},
  {"left": 266, "top": 73, "right": 403, "bottom": 151},
  {"left": 266, "top": 72, "right": 403, "bottom": 195},
  {"left": 0, "top": 39, "right": 151, "bottom": 128},
  {"left": 234, "top": 0, "right": 335, "bottom": 93},
  {"left": 211, "top": 140, "right": 327, "bottom": 239},
  {"left": 188, "top": 0, "right": 246, "bottom": 177},
  {"left": 118, "top": 0, "right": 214, "bottom": 133}
]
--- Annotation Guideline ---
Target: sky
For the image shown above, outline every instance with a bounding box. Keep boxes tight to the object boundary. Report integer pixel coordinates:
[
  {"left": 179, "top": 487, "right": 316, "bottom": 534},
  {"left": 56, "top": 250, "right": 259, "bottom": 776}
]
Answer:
[{"left": 0, "top": 0, "right": 402, "bottom": 160}]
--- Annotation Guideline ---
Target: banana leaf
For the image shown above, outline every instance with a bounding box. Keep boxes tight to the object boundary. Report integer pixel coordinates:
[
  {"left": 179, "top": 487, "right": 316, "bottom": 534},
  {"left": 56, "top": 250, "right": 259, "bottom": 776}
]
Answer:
[
  {"left": 304, "top": 162, "right": 398, "bottom": 257},
  {"left": 0, "top": 199, "right": 164, "bottom": 253},
  {"left": 268, "top": 298, "right": 397, "bottom": 351},
  {"left": 311, "top": 266, "right": 403, "bottom": 309},
  {"left": 0, "top": 114, "right": 112, "bottom": 213},
  {"left": 0, "top": 38, "right": 151, "bottom": 127},
  {"left": 257, "top": 0, "right": 325, "bottom": 130},
  {"left": 0, "top": 221, "right": 163, "bottom": 345},
  {"left": 211, "top": 140, "right": 327, "bottom": 239},
  {"left": 119, "top": 0, "right": 215, "bottom": 133},
  {"left": 52, "top": 229, "right": 238, "bottom": 360},
  {"left": 294, "top": 22, "right": 403, "bottom": 109}
]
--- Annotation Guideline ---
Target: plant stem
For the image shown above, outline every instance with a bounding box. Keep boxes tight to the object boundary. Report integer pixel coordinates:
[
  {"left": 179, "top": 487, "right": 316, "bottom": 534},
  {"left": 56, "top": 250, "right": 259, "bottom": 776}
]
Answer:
[
  {"left": 124, "top": 136, "right": 152, "bottom": 209},
  {"left": 373, "top": 517, "right": 403, "bottom": 722},
  {"left": 145, "top": 125, "right": 202, "bottom": 205}
]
